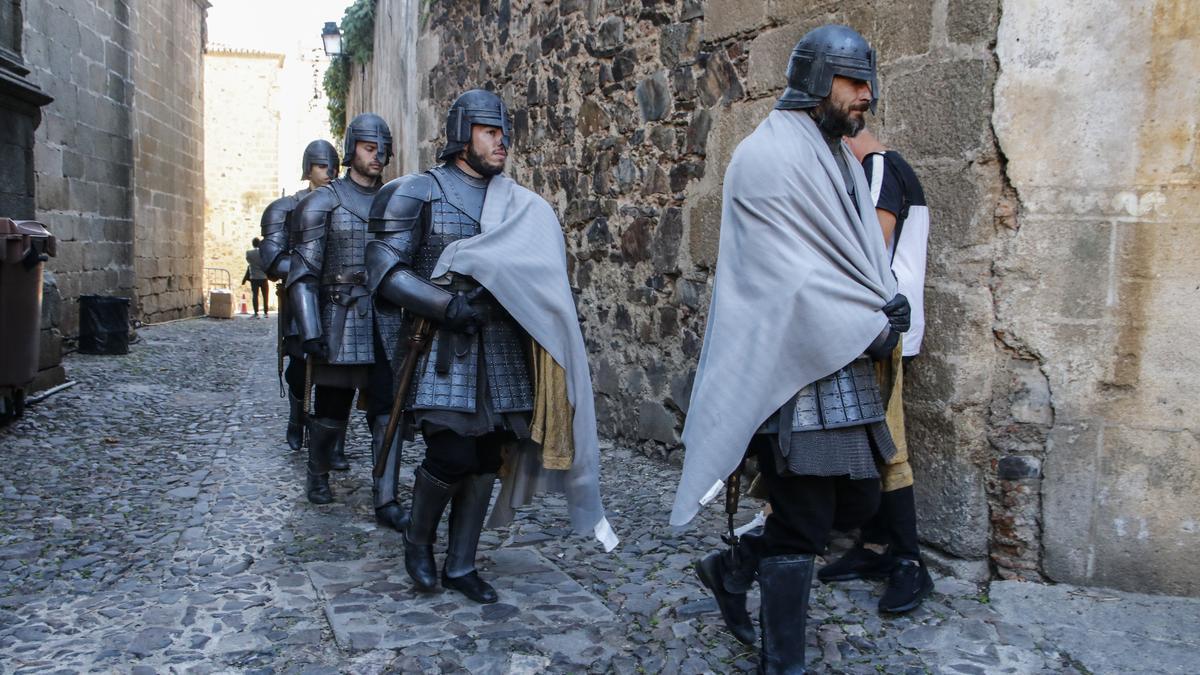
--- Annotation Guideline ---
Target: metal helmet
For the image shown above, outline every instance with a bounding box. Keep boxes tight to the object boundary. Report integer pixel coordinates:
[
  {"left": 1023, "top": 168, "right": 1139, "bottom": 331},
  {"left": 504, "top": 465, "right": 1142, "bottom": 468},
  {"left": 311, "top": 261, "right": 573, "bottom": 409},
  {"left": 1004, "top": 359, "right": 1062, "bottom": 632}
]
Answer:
[
  {"left": 342, "top": 113, "right": 394, "bottom": 167},
  {"left": 775, "top": 25, "right": 879, "bottom": 113},
  {"left": 300, "top": 139, "right": 339, "bottom": 181},
  {"left": 439, "top": 89, "right": 512, "bottom": 161}
]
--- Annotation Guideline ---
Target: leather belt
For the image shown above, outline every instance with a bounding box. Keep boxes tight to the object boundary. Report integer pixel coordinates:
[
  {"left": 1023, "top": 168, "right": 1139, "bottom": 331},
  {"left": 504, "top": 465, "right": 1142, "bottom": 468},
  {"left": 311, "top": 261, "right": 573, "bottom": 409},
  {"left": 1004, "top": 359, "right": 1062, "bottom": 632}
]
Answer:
[{"left": 323, "top": 270, "right": 367, "bottom": 285}]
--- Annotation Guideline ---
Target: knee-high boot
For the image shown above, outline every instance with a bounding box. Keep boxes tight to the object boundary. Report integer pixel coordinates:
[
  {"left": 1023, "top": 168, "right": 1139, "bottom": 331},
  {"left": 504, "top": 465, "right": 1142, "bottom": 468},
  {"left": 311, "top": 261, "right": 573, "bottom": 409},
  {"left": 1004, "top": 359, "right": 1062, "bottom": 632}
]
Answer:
[
  {"left": 286, "top": 390, "right": 305, "bottom": 452},
  {"left": 371, "top": 414, "right": 409, "bottom": 532},
  {"left": 442, "top": 473, "right": 498, "bottom": 604},
  {"left": 404, "top": 466, "right": 453, "bottom": 591},
  {"left": 695, "top": 529, "right": 761, "bottom": 645},
  {"left": 329, "top": 425, "right": 350, "bottom": 471},
  {"left": 305, "top": 417, "right": 344, "bottom": 504},
  {"left": 758, "top": 555, "right": 814, "bottom": 675}
]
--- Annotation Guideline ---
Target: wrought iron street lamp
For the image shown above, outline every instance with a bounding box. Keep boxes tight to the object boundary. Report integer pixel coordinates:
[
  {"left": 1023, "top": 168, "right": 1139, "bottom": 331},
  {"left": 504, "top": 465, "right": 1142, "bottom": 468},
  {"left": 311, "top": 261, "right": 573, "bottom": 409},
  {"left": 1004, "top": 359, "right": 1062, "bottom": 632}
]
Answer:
[{"left": 321, "top": 22, "right": 343, "bottom": 57}]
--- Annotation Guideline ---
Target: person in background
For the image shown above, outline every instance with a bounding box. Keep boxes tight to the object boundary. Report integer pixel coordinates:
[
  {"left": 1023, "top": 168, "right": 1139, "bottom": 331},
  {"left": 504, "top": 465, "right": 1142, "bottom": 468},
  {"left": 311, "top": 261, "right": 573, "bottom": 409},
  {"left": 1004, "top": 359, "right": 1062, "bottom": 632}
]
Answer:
[
  {"left": 817, "top": 128, "right": 934, "bottom": 614},
  {"left": 244, "top": 239, "right": 269, "bottom": 317}
]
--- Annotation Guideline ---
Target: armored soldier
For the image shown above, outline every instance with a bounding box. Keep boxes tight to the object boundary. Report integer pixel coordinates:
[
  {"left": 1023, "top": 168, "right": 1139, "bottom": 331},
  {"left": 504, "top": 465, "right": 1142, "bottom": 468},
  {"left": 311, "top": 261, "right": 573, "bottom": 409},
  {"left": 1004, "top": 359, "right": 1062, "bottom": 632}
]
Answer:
[
  {"left": 286, "top": 114, "right": 409, "bottom": 535},
  {"left": 670, "top": 26, "right": 910, "bottom": 673},
  {"left": 258, "top": 140, "right": 349, "bottom": 468},
  {"left": 366, "top": 90, "right": 532, "bottom": 605}
]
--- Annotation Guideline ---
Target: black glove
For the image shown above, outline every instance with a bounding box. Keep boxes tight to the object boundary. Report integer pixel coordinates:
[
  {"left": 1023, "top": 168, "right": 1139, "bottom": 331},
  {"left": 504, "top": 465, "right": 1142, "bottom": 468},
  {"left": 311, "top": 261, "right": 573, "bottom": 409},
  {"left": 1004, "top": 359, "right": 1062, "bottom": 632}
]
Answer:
[
  {"left": 302, "top": 338, "right": 329, "bottom": 361},
  {"left": 865, "top": 327, "right": 900, "bottom": 361},
  {"left": 443, "top": 290, "right": 484, "bottom": 333},
  {"left": 882, "top": 293, "right": 911, "bottom": 333}
]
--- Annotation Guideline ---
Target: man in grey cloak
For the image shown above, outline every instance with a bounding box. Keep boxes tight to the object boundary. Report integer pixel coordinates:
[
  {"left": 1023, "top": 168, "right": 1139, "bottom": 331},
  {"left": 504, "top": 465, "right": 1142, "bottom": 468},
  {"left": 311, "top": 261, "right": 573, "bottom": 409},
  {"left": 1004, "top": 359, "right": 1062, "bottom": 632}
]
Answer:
[
  {"left": 367, "top": 90, "right": 616, "bottom": 606},
  {"left": 670, "top": 26, "right": 910, "bottom": 673}
]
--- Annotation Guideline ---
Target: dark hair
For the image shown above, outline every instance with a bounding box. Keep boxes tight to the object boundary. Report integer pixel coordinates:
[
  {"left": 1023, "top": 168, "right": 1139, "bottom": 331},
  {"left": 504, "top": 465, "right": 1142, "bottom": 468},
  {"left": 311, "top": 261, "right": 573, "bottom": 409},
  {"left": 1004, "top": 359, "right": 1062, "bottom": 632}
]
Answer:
[{"left": 252, "top": 237, "right": 261, "bottom": 247}]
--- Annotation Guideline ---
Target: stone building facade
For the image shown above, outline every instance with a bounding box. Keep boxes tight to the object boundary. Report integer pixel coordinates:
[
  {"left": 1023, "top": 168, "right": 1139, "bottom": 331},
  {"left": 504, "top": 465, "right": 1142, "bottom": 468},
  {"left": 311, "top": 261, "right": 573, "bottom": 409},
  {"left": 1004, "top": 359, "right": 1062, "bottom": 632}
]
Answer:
[
  {"left": 202, "top": 48, "right": 283, "bottom": 303},
  {"left": 346, "top": 0, "right": 1199, "bottom": 596},
  {"left": 24, "top": 0, "right": 208, "bottom": 337}
]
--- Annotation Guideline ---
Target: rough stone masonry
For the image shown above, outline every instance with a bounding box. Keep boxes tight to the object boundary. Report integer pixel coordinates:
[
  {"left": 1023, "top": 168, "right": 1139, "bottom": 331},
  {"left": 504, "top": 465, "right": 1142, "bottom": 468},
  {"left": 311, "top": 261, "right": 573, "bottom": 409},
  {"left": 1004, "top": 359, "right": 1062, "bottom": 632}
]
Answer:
[{"left": 343, "top": 0, "right": 1200, "bottom": 596}]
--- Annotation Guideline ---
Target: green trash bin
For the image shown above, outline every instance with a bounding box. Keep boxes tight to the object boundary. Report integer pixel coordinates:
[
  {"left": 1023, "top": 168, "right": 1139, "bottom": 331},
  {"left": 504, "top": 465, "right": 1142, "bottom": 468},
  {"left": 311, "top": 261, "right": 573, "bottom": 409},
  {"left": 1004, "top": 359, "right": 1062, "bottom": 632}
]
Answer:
[{"left": 0, "top": 219, "right": 56, "bottom": 420}]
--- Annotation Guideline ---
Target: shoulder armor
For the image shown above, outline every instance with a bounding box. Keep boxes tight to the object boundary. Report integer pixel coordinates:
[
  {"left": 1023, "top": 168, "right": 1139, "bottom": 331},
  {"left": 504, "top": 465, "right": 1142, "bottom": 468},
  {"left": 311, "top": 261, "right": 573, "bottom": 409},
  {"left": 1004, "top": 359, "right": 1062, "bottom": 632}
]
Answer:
[
  {"left": 291, "top": 186, "right": 338, "bottom": 232},
  {"left": 369, "top": 173, "right": 439, "bottom": 233},
  {"left": 260, "top": 195, "right": 296, "bottom": 228}
]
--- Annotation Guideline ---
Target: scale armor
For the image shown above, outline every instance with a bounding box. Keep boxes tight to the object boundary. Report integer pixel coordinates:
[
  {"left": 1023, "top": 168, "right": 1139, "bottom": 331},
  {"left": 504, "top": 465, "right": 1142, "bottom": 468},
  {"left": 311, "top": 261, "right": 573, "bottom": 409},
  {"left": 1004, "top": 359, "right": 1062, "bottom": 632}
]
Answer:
[
  {"left": 368, "top": 165, "right": 533, "bottom": 415},
  {"left": 760, "top": 358, "right": 886, "bottom": 434},
  {"left": 287, "top": 179, "right": 382, "bottom": 366}
]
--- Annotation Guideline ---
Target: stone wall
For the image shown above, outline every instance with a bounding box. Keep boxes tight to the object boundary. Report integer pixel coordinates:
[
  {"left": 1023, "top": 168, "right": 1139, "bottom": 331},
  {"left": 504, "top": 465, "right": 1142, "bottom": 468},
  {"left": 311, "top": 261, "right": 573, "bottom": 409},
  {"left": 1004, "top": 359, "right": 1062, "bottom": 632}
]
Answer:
[
  {"left": 992, "top": 0, "right": 1200, "bottom": 595},
  {"left": 202, "top": 49, "right": 283, "bottom": 304},
  {"left": 131, "top": 0, "right": 207, "bottom": 323},
  {"left": 348, "top": 0, "right": 1200, "bottom": 596},
  {"left": 24, "top": 0, "right": 207, "bottom": 336}
]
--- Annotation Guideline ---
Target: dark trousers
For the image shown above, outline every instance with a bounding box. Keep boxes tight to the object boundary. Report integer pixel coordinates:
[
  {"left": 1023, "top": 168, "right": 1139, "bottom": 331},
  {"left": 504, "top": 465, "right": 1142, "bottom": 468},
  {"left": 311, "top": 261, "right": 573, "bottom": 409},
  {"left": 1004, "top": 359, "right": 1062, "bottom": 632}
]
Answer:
[
  {"left": 366, "top": 333, "right": 395, "bottom": 422},
  {"left": 284, "top": 356, "right": 305, "bottom": 401},
  {"left": 859, "top": 485, "right": 921, "bottom": 559},
  {"left": 421, "top": 430, "right": 509, "bottom": 484},
  {"left": 753, "top": 435, "right": 881, "bottom": 557},
  {"left": 250, "top": 279, "right": 270, "bottom": 314},
  {"left": 313, "top": 385, "right": 355, "bottom": 421}
]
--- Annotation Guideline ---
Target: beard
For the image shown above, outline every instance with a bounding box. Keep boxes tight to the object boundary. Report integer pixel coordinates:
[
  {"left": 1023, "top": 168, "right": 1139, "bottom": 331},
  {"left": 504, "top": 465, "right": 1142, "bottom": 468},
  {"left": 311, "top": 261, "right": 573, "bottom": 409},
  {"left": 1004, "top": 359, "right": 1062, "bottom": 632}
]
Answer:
[
  {"left": 464, "top": 143, "right": 504, "bottom": 177},
  {"left": 351, "top": 155, "right": 382, "bottom": 179},
  {"left": 811, "top": 98, "right": 867, "bottom": 139}
]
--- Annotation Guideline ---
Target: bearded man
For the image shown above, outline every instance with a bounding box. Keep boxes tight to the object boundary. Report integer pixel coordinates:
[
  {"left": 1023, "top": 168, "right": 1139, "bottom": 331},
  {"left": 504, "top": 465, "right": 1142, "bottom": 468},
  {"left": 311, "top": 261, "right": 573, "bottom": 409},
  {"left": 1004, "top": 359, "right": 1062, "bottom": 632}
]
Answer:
[
  {"left": 286, "top": 115, "right": 410, "bottom": 537},
  {"left": 670, "top": 26, "right": 910, "bottom": 674},
  {"left": 367, "top": 89, "right": 616, "bottom": 604}
]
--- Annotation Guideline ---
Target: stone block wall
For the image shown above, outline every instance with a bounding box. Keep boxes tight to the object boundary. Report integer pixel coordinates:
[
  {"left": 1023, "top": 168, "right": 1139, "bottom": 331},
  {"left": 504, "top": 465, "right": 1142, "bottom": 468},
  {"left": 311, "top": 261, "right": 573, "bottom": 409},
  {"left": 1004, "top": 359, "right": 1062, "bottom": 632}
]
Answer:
[
  {"left": 991, "top": 0, "right": 1200, "bottom": 595},
  {"left": 23, "top": 0, "right": 207, "bottom": 336},
  {"left": 348, "top": 0, "right": 1200, "bottom": 595},
  {"left": 25, "top": 0, "right": 137, "bottom": 337},
  {"left": 132, "top": 0, "right": 206, "bottom": 323},
  {"left": 202, "top": 49, "right": 283, "bottom": 302}
]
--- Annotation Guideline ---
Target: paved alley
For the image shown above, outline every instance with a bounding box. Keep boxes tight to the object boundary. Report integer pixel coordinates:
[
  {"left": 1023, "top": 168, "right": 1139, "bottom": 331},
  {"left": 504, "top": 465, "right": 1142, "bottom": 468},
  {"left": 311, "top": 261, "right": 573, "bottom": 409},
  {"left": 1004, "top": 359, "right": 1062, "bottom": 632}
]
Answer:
[{"left": 0, "top": 318, "right": 1196, "bottom": 674}]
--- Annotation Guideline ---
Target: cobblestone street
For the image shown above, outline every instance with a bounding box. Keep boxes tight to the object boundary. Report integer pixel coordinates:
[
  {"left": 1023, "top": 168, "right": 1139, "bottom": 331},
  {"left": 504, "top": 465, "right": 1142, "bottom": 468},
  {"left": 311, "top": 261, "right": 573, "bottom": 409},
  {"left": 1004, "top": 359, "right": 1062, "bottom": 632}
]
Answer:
[{"left": 1, "top": 318, "right": 1197, "bottom": 674}]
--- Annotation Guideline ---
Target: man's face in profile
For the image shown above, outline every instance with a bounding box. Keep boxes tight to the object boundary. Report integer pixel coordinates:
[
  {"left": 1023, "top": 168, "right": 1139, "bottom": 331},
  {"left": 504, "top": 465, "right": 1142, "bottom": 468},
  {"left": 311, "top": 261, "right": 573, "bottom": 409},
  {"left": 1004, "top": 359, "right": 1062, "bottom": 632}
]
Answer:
[{"left": 813, "top": 75, "right": 872, "bottom": 138}]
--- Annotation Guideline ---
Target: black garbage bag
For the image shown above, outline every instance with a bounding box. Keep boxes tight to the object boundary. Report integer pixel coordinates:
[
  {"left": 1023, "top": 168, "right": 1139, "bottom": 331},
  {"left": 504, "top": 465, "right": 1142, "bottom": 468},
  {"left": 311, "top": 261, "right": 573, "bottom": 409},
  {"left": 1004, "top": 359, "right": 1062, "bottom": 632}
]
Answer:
[{"left": 78, "top": 295, "right": 130, "bottom": 355}]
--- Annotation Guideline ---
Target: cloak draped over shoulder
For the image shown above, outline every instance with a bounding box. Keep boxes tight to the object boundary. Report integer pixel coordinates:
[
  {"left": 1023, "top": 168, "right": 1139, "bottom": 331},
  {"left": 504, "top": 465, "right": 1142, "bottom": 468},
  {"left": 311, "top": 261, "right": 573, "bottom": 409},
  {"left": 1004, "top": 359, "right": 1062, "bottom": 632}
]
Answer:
[
  {"left": 431, "top": 175, "right": 618, "bottom": 552},
  {"left": 670, "top": 110, "right": 897, "bottom": 527}
]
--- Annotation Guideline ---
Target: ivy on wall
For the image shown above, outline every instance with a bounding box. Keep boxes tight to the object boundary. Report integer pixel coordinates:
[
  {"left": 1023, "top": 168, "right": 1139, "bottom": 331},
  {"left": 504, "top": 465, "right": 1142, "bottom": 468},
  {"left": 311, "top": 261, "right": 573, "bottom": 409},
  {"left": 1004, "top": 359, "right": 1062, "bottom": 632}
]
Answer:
[{"left": 323, "top": 0, "right": 377, "bottom": 141}]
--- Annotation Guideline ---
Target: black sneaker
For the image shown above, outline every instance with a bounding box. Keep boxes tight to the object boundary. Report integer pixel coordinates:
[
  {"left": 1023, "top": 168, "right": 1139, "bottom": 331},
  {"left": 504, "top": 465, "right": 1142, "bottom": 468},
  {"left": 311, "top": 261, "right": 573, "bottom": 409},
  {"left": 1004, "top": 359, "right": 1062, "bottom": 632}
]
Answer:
[
  {"left": 818, "top": 546, "right": 894, "bottom": 582},
  {"left": 878, "top": 558, "right": 934, "bottom": 614}
]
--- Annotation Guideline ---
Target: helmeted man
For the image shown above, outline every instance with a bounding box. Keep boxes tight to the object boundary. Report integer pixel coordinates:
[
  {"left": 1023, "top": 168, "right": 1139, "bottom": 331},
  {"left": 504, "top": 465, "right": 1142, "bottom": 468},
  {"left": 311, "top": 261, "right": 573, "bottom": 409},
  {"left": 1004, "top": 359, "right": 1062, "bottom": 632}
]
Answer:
[
  {"left": 286, "top": 114, "right": 409, "bottom": 534},
  {"left": 258, "top": 140, "right": 343, "bottom": 459},
  {"left": 670, "top": 26, "right": 910, "bottom": 673},
  {"left": 368, "top": 89, "right": 616, "bottom": 604}
]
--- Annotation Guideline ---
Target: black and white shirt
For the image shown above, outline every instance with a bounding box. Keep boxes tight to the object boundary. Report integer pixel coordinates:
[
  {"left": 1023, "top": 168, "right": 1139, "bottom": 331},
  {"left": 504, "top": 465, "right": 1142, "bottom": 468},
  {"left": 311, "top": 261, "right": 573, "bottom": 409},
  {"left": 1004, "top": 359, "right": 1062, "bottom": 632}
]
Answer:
[{"left": 863, "top": 150, "right": 929, "bottom": 356}]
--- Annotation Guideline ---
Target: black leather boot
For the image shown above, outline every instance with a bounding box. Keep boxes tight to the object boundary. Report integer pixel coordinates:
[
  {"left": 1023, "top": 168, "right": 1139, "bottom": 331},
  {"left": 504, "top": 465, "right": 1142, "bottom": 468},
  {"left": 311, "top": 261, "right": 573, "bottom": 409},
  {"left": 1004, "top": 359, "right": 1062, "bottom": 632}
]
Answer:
[
  {"left": 329, "top": 426, "right": 350, "bottom": 471},
  {"left": 759, "top": 555, "right": 814, "bottom": 675},
  {"left": 694, "top": 533, "right": 759, "bottom": 645},
  {"left": 817, "top": 546, "right": 894, "bottom": 582},
  {"left": 442, "top": 473, "right": 498, "bottom": 604},
  {"left": 286, "top": 390, "right": 305, "bottom": 452},
  {"left": 371, "top": 414, "right": 409, "bottom": 532},
  {"left": 404, "top": 466, "right": 453, "bottom": 591},
  {"left": 305, "top": 417, "right": 343, "bottom": 504},
  {"left": 878, "top": 558, "right": 934, "bottom": 614}
]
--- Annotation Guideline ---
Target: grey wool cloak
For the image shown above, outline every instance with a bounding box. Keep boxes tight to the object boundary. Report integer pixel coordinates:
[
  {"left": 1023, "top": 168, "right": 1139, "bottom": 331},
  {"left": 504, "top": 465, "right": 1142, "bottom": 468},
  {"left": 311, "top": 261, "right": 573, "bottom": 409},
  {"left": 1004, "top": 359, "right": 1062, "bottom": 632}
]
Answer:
[
  {"left": 670, "top": 110, "right": 897, "bottom": 527},
  {"left": 430, "top": 174, "right": 618, "bottom": 552}
]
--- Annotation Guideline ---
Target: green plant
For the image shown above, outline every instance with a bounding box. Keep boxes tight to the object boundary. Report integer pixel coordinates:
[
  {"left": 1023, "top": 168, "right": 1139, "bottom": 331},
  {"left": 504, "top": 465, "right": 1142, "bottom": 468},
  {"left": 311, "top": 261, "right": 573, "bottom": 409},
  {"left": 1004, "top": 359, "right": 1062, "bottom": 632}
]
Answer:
[{"left": 322, "top": 0, "right": 378, "bottom": 140}]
